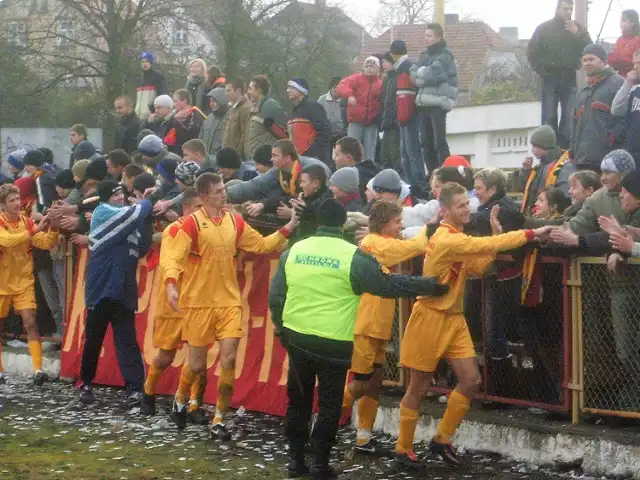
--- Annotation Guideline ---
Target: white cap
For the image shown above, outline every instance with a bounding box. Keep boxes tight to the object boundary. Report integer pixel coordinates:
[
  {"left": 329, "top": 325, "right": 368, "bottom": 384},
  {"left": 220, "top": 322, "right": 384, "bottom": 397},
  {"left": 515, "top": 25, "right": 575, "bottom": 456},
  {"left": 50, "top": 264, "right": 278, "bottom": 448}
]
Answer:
[{"left": 154, "top": 94, "right": 174, "bottom": 109}]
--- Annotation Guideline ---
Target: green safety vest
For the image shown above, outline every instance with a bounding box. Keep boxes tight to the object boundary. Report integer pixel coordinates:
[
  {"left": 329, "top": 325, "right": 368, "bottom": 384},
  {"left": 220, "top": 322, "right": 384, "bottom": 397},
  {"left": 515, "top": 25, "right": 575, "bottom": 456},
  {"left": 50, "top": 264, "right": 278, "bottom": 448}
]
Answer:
[{"left": 283, "top": 235, "right": 360, "bottom": 342}]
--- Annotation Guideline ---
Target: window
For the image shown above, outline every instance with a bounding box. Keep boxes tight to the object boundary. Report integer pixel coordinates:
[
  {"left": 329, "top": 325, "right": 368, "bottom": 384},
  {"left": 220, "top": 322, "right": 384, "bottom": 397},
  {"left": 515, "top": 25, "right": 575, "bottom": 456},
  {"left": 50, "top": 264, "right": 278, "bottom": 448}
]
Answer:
[
  {"left": 57, "top": 19, "right": 74, "bottom": 46},
  {"left": 7, "top": 21, "right": 28, "bottom": 47},
  {"left": 173, "top": 25, "right": 188, "bottom": 45}
]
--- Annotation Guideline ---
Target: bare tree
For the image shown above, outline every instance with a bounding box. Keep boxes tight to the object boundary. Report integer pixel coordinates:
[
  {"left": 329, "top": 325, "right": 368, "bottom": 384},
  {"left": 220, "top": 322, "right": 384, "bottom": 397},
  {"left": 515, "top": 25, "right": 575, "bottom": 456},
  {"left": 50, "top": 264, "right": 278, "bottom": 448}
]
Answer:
[{"left": 373, "top": 0, "right": 433, "bottom": 31}]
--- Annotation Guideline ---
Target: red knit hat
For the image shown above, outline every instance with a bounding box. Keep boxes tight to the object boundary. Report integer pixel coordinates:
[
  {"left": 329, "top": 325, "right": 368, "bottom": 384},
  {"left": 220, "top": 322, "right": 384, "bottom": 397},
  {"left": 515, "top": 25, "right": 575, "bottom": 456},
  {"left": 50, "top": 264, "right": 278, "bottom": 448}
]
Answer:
[{"left": 443, "top": 156, "right": 471, "bottom": 169}]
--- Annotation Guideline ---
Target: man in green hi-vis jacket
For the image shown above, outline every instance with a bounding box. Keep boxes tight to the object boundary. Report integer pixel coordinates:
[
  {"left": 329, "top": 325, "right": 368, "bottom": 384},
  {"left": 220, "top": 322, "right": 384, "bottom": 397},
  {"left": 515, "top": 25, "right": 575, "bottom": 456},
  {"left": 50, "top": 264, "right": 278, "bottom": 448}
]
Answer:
[{"left": 269, "top": 198, "right": 448, "bottom": 479}]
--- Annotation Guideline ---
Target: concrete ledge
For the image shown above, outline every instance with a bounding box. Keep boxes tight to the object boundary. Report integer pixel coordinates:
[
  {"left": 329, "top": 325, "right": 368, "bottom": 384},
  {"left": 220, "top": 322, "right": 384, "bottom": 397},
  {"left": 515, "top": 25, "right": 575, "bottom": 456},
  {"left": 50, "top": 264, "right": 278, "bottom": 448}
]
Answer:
[
  {"left": 2, "top": 347, "right": 60, "bottom": 378},
  {"left": 363, "top": 395, "right": 640, "bottom": 479}
]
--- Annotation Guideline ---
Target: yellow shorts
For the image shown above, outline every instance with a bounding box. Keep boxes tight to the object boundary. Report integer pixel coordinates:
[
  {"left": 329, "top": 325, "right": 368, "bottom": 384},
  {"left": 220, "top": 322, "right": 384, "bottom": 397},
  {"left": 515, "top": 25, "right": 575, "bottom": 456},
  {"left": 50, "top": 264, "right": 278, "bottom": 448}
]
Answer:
[
  {"left": 351, "top": 335, "right": 387, "bottom": 378},
  {"left": 182, "top": 307, "right": 242, "bottom": 347},
  {"left": 400, "top": 302, "right": 475, "bottom": 373},
  {"left": 0, "top": 288, "right": 36, "bottom": 318},
  {"left": 153, "top": 315, "right": 185, "bottom": 351}
]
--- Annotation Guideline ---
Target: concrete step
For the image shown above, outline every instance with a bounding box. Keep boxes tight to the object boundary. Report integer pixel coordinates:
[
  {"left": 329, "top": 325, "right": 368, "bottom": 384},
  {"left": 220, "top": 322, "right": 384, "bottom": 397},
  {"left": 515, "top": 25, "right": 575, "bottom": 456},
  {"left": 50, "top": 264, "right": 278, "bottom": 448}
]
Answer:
[{"left": 358, "top": 395, "right": 640, "bottom": 479}]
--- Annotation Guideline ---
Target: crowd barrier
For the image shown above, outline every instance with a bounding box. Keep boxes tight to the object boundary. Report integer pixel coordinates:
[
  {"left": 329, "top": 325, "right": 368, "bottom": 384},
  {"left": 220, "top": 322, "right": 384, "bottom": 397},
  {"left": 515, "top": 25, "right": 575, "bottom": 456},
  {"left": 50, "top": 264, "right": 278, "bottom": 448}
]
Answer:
[{"left": 53, "top": 228, "right": 640, "bottom": 423}]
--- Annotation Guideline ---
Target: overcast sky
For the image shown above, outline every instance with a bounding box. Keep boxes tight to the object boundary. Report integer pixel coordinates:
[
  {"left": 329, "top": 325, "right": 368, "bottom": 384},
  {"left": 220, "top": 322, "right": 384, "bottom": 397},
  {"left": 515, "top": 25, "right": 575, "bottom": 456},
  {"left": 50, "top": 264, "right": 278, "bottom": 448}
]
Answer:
[{"left": 335, "top": 0, "right": 631, "bottom": 43}]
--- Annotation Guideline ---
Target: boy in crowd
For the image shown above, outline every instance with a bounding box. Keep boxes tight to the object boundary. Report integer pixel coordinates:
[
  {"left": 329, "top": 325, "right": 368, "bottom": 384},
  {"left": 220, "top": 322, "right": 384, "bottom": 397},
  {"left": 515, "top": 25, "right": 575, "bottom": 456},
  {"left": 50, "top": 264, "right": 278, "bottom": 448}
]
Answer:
[
  {"left": 342, "top": 200, "right": 429, "bottom": 454},
  {"left": 291, "top": 164, "right": 333, "bottom": 242},
  {"left": 330, "top": 167, "right": 363, "bottom": 212},
  {"left": 253, "top": 144, "right": 274, "bottom": 175},
  {"left": 216, "top": 147, "right": 258, "bottom": 183},
  {"left": 106, "top": 149, "right": 132, "bottom": 181}
]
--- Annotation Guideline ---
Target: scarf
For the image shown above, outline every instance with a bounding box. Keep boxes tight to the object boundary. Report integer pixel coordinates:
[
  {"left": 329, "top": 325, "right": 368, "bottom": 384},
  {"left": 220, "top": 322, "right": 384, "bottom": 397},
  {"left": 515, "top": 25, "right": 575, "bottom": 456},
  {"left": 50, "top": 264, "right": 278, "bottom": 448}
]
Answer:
[{"left": 279, "top": 160, "right": 302, "bottom": 197}]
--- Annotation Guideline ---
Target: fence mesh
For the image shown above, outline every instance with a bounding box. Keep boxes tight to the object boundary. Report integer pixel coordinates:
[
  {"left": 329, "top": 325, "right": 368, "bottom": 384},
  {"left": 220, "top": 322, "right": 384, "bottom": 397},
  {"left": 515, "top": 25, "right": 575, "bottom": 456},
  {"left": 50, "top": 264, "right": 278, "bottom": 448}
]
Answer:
[
  {"left": 579, "top": 260, "right": 640, "bottom": 416},
  {"left": 382, "top": 301, "right": 403, "bottom": 386}
]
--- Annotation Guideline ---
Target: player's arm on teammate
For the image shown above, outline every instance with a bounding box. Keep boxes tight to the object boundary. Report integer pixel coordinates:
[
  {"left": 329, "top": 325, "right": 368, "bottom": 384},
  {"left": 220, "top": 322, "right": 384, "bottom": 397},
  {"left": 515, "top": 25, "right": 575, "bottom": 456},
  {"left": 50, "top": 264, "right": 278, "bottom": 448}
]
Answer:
[{"left": 360, "top": 226, "right": 428, "bottom": 267}]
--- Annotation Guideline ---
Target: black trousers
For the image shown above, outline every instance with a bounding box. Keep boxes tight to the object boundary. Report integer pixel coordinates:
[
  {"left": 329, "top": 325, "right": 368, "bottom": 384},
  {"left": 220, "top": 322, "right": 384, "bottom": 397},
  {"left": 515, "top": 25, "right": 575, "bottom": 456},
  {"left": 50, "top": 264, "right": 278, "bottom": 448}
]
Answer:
[
  {"left": 418, "top": 106, "right": 450, "bottom": 176},
  {"left": 80, "top": 298, "right": 145, "bottom": 392},
  {"left": 285, "top": 346, "right": 349, "bottom": 454}
]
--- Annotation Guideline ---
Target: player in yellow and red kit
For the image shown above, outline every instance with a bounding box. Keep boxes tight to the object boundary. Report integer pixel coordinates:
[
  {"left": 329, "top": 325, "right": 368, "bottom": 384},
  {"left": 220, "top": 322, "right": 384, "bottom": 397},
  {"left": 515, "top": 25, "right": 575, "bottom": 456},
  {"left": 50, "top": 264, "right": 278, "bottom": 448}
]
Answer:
[
  {"left": 0, "top": 184, "right": 59, "bottom": 386},
  {"left": 162, "top": 173, "right": 298, "bottom": 439},
  {"left": 341, "top": 200, "right": 428, "bottom": 455},
  {"left": 140, "top": 189, "right": 208, "bottom": 422},
  {"left": 394, "top": 182, "right": 552, "bottom": 469}
]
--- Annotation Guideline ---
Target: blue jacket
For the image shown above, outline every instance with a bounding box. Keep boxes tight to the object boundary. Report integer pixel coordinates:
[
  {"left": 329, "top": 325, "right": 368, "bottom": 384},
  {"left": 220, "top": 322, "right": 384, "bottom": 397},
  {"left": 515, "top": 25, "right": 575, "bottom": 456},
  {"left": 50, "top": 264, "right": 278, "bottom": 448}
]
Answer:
[{"left": 85, "top": 200, "right": 153, "bottom": 311}]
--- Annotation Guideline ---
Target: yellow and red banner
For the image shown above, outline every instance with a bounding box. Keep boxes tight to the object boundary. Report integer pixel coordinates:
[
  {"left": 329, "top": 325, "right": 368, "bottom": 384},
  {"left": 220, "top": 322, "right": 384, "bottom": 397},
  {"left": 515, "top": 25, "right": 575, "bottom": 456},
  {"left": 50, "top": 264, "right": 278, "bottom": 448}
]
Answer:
[{"left": 61, "top": 247, "right": 291, "bottom": 416}]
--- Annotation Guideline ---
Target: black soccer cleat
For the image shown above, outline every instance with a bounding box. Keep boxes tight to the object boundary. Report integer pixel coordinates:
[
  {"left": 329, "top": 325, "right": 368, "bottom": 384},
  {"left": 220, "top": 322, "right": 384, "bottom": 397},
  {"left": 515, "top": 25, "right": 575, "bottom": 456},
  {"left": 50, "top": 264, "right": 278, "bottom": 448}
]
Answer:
[
  {"left": 33, "top": 371, "right": 49, "bottom": 386},
  {"left": 394, "top": 450, "right": 425, "bottom": 471},
  {"left": 0, "top": 373, "right": 6, "bottom": 385},
  {"left": 79, "top": 384, "right": 95, "bottom": 405},
  {"left": 170, "top": 402, "right": 188, "bottom": 431},
  {"left": 354, "top": 438, "right": 390, "bottom": 457},
  {"left": 140, "top": 393, "right": 156, "bottom": 416},
  {"left": 209, "top": 422, "right": 232, "bottom": 441},
  {"left": 287, "top": 457, "right": 309, "bottom": 478},
  {"left": 430, "top": 439, "right": 462, "bottom": 466},
  {"left": 188, "top": 408, "right": 209, "bottom": 425}
]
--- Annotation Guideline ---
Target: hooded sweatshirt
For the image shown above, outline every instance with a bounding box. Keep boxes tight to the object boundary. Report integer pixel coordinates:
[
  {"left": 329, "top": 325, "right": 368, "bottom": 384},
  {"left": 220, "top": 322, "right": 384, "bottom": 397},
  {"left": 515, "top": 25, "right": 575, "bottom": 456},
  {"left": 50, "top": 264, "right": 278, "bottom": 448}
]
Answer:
[{"left": 199, "top": 88, "right": 230, "bottom": 166}]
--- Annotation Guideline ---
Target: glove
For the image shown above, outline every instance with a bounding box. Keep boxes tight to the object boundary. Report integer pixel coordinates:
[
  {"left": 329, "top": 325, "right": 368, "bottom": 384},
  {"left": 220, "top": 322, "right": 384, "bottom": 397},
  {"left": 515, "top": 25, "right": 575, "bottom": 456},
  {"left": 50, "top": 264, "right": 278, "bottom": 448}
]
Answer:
[{"left": 426, "top": 277, "right": 449, "bottom": 296}]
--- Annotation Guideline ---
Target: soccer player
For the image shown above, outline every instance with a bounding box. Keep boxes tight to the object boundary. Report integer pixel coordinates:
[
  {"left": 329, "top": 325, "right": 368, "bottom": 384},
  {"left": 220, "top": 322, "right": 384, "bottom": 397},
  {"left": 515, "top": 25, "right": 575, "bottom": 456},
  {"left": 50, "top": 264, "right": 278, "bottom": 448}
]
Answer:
[
  {"left": 0, "top": 184, "right": 59, "bottom": 385},
  {"left": 141, "top": 189, "right": 208, "bottom": 423},
  {"left": 394, "top": 182, "right": 552, "bottom": 469},
  {"left": 162, "top": 172, "right": 298, "bottom": 439},
  {"left": 342, "top": 200, "right": 429, "bottom": 454}
]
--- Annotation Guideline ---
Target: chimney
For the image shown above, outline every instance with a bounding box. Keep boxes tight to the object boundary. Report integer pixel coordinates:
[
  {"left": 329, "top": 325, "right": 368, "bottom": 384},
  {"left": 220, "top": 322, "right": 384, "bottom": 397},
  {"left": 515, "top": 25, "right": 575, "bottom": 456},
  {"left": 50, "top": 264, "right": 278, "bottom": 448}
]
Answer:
[
  {"left": 499, "top": 27, "right": 519, "bottom": 45},
  {"left": 444, "top": 14, "right": 459, "bottom": 25},
  {"left": 315, "top": 0, "right": 326, "bottom": 8}
]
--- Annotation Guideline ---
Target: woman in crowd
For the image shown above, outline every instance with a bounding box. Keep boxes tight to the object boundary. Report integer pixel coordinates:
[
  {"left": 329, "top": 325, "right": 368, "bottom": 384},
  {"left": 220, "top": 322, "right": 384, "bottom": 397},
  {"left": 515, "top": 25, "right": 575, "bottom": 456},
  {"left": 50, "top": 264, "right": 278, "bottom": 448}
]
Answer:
[
  {"left": 185, "top": 59, "right": 208, "bottom": 112},
  {"left": 608, "top": 10, "right": 640, "bottom": 77},
  {"left": 533, "top": 187, "right": 570, "bottom": 220}
]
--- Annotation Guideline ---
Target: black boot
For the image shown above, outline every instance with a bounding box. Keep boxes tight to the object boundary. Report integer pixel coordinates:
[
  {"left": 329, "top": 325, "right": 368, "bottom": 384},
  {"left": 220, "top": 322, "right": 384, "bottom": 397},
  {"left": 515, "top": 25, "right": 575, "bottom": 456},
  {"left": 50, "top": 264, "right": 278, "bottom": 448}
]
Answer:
[
  {"left": 287, "top": 442, "right": 308, "bottom": 478},
  {"left": 309, "top": 448, "right": 338, "bottom": 479}
]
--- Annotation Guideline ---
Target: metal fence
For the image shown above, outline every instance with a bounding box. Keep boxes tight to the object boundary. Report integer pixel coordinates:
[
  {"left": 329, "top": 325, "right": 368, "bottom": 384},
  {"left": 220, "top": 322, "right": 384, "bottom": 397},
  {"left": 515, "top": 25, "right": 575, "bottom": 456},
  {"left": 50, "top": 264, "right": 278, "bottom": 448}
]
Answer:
[{"left": 576, "top": 257, "right": 640, "bottom": 419}]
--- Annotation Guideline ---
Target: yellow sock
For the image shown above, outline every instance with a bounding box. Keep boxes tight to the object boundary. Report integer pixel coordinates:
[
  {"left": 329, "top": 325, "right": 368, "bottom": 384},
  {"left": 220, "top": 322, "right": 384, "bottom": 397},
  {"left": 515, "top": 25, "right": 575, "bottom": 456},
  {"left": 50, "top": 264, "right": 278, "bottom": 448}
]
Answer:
[
  {"left": 356, "top": 396, "right": 379, "bottom": 445},
  {"left": 395, "top": 403, "right": 419, "bottom": 454},
  {"left": 213, "top": 367, "right": 234, "bottom": 424},
  {"left": 342, "top": 384, "right": 355, "bottom": 410},
  {"left": 28, "top": 340, "right": 43, "bottom": 372},
  {"left": 144, "top": 364, "right": 165, "bottom": 396},
  {"left": 190, "top": 373, "right": 206, "bottom": 405},
  {"left": 435, "top": 391, "right": 471, "bottom": 444},
  {"left": 175, "top": 365, "right": 197, "bottom": 406}
]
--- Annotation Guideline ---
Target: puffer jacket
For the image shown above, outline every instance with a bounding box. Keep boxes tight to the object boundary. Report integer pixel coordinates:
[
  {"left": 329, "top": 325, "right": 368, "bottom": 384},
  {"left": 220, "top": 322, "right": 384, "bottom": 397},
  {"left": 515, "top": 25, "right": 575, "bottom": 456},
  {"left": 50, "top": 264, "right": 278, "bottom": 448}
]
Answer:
[
  {"left": 411, "top": 39, "right": 458, "bottom": 111},
  {"left": 336, "top": 73, "right": 382, "bottom": 126},
  {"left": 571, "top": 67, "right": 626, "bottom": 170}
]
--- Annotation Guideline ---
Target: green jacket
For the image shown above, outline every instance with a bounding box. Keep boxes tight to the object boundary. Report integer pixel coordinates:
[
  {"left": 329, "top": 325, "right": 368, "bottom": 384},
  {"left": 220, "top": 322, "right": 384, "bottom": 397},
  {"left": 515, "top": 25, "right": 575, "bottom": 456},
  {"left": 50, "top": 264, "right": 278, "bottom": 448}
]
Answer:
[
  {"left": 569, "top": 188, "right": 628, "bottom": 235},
  {"left": 269, "top": 227, "right": 447, "bottom": 364}
]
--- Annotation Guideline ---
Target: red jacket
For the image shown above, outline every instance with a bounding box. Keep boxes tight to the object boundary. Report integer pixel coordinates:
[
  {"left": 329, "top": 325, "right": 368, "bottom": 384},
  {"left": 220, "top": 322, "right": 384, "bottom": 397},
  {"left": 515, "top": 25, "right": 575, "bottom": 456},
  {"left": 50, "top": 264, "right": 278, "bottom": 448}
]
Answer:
[
  {"left": 336, "top": 73, "right": 382, "bottom": 126},
  {"left": 395, "top": 58, "right": 417, "bottom": 125},
  {"left": 608, "top": 35, "right": 640, "bottom": 77}
]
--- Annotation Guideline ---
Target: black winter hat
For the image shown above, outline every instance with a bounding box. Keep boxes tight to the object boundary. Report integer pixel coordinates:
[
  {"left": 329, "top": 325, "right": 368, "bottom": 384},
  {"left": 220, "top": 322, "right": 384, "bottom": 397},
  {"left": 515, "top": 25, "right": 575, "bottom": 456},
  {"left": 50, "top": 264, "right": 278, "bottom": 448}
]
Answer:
[
  {"left": 316, "top": 199, "right": 347, "bottom": 228},
  {"left": 55, "top": 169, "right": 76, "bottom": 189},
  {"left": 37, "top": 147, "right": 54, "bottom": 165},
  {"left": 23, "top": 150, "right": 45, "bottom": 167},
  {"left": 217, "top": 148, "right": 242, "bottom": 170},
  {"left": 85, "top": 158, "right": 108, "bottom": 181},
  {"left": 133, "top": 172, "right": 157, "bottom": 193},
  {"left": 98, "top": 179, "right": 122, "bottom": 203},
  {"left": 390, "top": 40, "right": 407, "bottom": 55},
  {"left": 621, "top": 169, "right": 640, "bottom": 199},
  {"left": 582, "top": 43, "right": 607, "bottom": 63},
  {"left": 73, "top": 140, "right": 97, "bottom": 161}
]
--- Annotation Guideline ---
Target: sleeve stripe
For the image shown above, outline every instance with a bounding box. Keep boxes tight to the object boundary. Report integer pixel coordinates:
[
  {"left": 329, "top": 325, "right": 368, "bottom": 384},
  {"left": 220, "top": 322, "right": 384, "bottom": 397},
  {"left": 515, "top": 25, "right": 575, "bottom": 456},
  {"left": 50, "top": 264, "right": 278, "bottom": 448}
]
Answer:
[{"left": 89, "top": 204, "right": 146, "bottom": 251}]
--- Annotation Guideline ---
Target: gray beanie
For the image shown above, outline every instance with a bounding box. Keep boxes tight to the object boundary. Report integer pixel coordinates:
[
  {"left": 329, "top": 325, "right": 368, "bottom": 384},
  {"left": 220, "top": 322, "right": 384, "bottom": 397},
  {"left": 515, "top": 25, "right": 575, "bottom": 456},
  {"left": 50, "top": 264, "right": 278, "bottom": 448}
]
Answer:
[
  {"left": 330, "top": 167, "right": 360, "bottom": 195},
  {"left": 372, "top": 168, "right": 402, "bottom": 194},
  {"left": 138, "top": 134, "right": 164, "bottom": 156},
  {"left": 530, "top": 125, "right": 557, "bottom": 150},
  {"left": 601, "top": 150, "right": 636, "bottom": 175},
  {"left": 582, "top": 43, "right": 608, "bottom": 63}
]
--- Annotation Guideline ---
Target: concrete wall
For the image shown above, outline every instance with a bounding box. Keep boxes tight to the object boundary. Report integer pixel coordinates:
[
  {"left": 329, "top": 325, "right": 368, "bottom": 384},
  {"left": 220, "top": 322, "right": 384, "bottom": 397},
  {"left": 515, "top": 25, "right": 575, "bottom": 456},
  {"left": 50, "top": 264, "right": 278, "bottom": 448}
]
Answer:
[
  {"left": 1, "top": 128, "right": 103, "bottom": 174},
  {"left": 447, "top": 101, "right": 542, "bottom": 170}
]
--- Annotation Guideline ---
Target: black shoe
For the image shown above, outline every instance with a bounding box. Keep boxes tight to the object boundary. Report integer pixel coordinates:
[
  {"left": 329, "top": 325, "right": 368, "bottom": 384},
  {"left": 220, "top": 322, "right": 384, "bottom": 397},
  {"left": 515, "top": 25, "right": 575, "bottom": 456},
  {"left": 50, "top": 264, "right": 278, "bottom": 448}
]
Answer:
[
  {"left": 354, "top": 438, "right": 390, "bottom": 457},
  {"left": 170, "top": 402, "right": 188, "bottom": 431},
  {"left": 33, "top": 371, "right": 49, "bottom": 386},
  {"left": 188, "top": 408, "right": 209, "bottom": 425},
  {"left": 394, "top": 451, "right": 425, "bottom": 471},
  {"left": 0, "top": 374, "right": 6, "bottom": 385},
  {"left": 79, "top": 384, "right": 95, "bottom": 405},
  {"left": 210, "top": 422, "right": 231, "bottom": 441},
  {"left": 309, "top": 464, "right": 338, "bottom": 479},
  {"left": 430, "top": 440, "right": 462, "bottom": 466},
  {"left": 287, "top": 456, "right": 309, "bottom": 478},
  {"left": 140, "top": 393, "right": 156, "bottom": 416}
]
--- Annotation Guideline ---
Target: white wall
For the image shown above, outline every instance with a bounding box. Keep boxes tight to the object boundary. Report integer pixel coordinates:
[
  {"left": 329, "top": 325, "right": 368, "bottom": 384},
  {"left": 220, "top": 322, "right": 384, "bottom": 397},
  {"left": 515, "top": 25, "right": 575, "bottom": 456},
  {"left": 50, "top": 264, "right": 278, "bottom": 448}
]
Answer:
[
  {"left": 1, "top": 128, "right": 103, "bottom": 174},
  {"left": 447, "top": 101, "right": 542, "bottom": 170}
]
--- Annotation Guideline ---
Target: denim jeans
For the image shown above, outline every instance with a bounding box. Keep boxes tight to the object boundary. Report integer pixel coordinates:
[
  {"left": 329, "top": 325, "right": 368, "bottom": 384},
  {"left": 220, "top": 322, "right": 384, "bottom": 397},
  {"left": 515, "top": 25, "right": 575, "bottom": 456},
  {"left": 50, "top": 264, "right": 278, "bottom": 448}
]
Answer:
[
  {"left": 347, "top": 123, "right": 378, "bottom": 163},
  {"left": 399, "top": 118, "right": 428, "bottom": 195},
  {"left": 418, "top": 106, "right": 450, "bottom": 177},
  {"left": 541, "top": 75, "right": 576, "bottom": 150}
]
